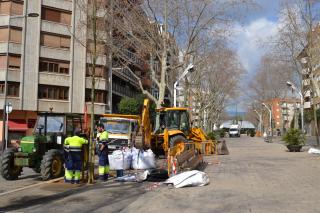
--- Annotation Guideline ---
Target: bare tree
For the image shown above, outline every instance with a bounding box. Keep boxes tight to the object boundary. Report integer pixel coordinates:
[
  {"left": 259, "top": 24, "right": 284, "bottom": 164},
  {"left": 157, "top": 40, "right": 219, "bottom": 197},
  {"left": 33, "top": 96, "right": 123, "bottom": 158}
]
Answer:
[
  {"left": 191, "top": 42, "right": 245, "bottom": 131},
  {"left": 267, "top": 0, "right": 320, "bottom": 143}
]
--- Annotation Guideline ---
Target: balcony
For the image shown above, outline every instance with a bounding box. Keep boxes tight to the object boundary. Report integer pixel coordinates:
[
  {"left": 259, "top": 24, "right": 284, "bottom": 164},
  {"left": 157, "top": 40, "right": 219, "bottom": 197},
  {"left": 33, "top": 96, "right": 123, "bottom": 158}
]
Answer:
[
  {"left": 86, "top": 102, "right": 107, "bottom": 115},
  {"left": 41, "top": 20, "right": 71, "bottom": 36},
  {"left": 112, "top": 67, "right": 139, "bottom": 88},
  {"left": 0, "top": 15, "right": 23, "bottom": 28},
  {"left": 38, "top": 99, "right": 69, "bottom": 112},
  {"left": 40, "top": 46, "right": 70, "bottom": 61},
  {"left": 39, "top": 72, "right": 70, "bottom": 87},
  {"left": 0, "top": 69, "right": 20, "bottom": 82},
  {"left": 42, "top": 0, "right": 72, "bottom": 11},
  {"left": 85, "top": 77, "right": 107, "bottom": 90},
  {"left": 0, "top": 42, "right": 22, "bottom": 54},
  {"left": 0, "top": 97, "right": 20, "bottom": 110}
]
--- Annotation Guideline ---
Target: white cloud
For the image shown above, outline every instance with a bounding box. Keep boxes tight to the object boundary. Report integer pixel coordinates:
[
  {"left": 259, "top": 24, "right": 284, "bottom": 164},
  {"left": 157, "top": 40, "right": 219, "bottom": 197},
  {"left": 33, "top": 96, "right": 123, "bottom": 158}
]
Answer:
[{"left": 232, "top": 18, "right": 279, "bottom": 74}]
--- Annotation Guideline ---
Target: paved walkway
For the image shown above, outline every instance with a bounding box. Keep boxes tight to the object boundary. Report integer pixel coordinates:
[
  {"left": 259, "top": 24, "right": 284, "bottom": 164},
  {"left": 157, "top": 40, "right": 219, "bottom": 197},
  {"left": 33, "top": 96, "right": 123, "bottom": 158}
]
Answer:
[
  {"left": 1, "top": 136, "right": 320, "bottom": 212},
  {"left": 123, "top": 136, "right": 320, "bottom": 213}
]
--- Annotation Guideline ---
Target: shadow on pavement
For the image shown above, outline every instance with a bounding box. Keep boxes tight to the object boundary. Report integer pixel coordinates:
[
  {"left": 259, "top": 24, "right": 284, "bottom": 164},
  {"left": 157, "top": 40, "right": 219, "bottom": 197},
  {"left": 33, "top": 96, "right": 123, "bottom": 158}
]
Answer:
[{"left": 0, "top": 181, "right": 145, "bottom": 212}]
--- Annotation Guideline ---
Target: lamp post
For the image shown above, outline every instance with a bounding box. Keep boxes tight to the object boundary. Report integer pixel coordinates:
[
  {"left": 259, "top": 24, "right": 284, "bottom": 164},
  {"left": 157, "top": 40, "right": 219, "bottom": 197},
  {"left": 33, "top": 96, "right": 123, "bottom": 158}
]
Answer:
[
  {"left": 2, "top": 11, "right": 39, "bottom": 152},
  {"left": 174, "top": 63, "right": 194, "bottom": 107},
  {"left": 262, "top": 102, "right": 272, "bottom": 137},
  {"left": 4, "top": 102, "right": 12, "bottom": 149},
  {"left": 286, "top": 81, "right": 304, "bottom": 132}
]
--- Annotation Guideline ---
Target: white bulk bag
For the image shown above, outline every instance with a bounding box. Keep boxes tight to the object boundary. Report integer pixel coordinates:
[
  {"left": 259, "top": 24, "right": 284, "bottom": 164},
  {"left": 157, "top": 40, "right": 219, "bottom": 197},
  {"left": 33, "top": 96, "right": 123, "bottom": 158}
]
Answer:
[
  {"left": 108, "top": 149, "right": 132, "bottom": 170},
  {"left": 132, "top": 149, "right": 156, "bottom": 170},
  {"left": 164, "top": 170, "right": 210, "bottom": 188}
]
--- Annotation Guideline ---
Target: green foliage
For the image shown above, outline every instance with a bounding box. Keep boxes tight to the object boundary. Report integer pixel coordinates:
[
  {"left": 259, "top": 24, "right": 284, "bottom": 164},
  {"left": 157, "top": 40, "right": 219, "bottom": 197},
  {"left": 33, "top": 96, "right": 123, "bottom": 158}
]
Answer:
[
  {"left": 249, "top": 129, "right": 255, "bottom": 137},
  {"left": 118, "top": 95, "right": 156, "bottom": 124},
  {"left": 118, "top": 97, "right": 141, "bottom": 115},
  {"left": 282, "top": 128, "right": 305, "bottom": 146},
  {"left": 207, "top": 132, "right": 216, "bottom": 140},
  {"left": 207, "top": 129, "right": 225, "bottom": 140}
]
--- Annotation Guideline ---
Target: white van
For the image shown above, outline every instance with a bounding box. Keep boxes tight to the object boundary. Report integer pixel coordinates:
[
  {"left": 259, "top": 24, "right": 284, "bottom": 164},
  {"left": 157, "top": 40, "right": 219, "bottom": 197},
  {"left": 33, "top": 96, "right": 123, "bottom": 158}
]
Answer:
[{"left": 229, "top": 124, "right": 240, "bottom": 137}]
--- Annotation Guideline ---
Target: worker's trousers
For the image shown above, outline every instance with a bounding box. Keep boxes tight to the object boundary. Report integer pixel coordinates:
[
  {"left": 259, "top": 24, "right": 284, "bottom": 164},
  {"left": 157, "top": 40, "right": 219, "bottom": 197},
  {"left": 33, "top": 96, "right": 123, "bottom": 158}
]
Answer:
[
  {"left": 65, "top": 151, "right": 82, "bottom": 184},
  {"left": 98, "top": 147, "right": 109, "bottom": 181}
]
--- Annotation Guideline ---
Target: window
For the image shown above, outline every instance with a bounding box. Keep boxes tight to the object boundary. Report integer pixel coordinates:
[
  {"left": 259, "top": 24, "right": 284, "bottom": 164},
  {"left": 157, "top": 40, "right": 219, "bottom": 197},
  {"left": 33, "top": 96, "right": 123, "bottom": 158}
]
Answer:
[
  {"left": 0, "top": 1, "right": 23, "bottom": 15},
  {"left": 40, "top": 33, "right": 71, "bottom": 49},
  {"left": 8, "top": 55, "right": 20, "bottom": 69},
  {"left": 86, "top": 64, "right": 106, "bottom": 78},
  {"left": 41, "top": 7, "right": 71, "bottom": 25},
  {"left": 0, "top": 81, "right": 19, "bottom": 97},
  {"left": 85, "top": 89, "right": 106, "bottom": 103},
  {"left": 38, "top": 85, "right": 69, "bottom": 100},
  {"left": 39, "top": 59, "right": 70, "bottom": 74},
  {"left": 0, "top": 28, "right": 22, "bottom": 43},
  {"left": 0, "top": 56, "right": 7, "bottom": 69}
]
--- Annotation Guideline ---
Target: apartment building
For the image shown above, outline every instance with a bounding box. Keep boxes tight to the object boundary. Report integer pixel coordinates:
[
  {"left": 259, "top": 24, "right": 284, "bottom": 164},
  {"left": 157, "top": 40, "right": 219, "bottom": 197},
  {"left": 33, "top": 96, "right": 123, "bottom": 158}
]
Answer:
[
  {"left": 263, "top": 98, "right": 300, "bottom": 132},
  {"left": 0, "top": 0, "right": 150, "bottom": 141}
]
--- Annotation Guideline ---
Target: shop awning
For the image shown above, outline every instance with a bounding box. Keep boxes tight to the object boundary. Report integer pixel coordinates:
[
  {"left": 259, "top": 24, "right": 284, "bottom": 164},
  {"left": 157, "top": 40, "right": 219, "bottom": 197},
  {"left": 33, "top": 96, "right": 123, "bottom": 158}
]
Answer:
[{"left": 8, "top": 120, "right": 28, "bottom": 131}]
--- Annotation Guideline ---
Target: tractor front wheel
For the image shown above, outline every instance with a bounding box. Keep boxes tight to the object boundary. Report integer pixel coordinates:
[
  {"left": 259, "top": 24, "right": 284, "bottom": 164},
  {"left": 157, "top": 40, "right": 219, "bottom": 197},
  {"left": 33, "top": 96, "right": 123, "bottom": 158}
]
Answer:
[
  {"left": 1, "top": 148, "right": 22, "bottom": 180},
  {"left": 40, "top": 149, "right": 64, "bottom": 181}
]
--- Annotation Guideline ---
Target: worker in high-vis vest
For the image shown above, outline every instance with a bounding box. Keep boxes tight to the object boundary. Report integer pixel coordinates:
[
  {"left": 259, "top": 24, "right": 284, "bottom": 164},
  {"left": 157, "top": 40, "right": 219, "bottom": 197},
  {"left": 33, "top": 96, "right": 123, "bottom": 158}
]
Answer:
[
  {"left": 96, "top": 123, "right": 109, "bottom": 181},
  {"left": 64, "top": 129, "right": 88, "bottom": 184}
]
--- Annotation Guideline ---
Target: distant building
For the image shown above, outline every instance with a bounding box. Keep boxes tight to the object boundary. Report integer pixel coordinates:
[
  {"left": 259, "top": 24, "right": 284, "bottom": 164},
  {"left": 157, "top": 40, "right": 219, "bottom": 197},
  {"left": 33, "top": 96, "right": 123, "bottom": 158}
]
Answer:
[{"left": 263, "top": 98, "right": 300, "bottom": 132}]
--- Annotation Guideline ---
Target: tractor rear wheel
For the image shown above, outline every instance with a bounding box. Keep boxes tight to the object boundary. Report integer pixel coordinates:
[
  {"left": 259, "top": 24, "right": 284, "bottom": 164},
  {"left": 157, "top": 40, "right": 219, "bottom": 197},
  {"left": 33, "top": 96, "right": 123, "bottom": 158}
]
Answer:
[
  {"left": 1, "top": 148, "right": 22, "bottom": 180},
  {"left": 40, "top": 149, "right": 64, "bottom": 181}
]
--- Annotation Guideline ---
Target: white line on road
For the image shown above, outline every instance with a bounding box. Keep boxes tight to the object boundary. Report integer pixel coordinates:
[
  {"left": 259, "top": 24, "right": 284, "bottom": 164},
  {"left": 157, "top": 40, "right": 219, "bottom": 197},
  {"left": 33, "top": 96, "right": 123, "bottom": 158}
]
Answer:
[{"left": 0, "top": 177, "right": 64, "bottom": 197}]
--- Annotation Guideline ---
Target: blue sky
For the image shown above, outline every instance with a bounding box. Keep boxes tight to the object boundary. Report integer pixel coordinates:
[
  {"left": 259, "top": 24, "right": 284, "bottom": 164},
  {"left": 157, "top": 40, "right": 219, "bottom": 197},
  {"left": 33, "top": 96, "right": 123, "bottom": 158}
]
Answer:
[{"left": 227, "top": 0, "right": 281, "bottom": 113}]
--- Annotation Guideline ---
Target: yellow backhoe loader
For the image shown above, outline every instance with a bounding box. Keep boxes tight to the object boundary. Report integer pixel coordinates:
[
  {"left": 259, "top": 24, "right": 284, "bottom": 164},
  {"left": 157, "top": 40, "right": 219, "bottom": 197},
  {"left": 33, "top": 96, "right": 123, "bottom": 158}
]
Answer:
[{"left": 135, "top": 99, "right": 216, "bottom": 175}]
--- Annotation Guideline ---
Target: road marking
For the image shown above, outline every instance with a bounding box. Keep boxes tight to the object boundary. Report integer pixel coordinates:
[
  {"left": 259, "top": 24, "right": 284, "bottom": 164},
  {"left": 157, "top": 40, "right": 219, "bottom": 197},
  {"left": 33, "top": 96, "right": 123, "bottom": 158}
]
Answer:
[{"left": 0, "top": 177, "right": 64, "bottom": 197}]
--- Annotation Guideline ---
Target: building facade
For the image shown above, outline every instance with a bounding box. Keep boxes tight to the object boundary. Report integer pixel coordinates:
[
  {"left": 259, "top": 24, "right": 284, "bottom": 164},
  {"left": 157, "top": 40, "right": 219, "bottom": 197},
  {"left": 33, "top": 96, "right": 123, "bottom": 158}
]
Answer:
[
  {"left": 263, "top": 98, "right": 300, "bottom": 133},
  {"left": 0, "top": 0, "right": 163, "bottom": 142}
]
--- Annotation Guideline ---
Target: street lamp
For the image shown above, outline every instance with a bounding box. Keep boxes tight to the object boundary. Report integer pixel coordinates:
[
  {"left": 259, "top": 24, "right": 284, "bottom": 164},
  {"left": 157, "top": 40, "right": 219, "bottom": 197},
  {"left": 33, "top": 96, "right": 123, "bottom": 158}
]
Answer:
[
  {"left": 174, "top": 63, "right": 195, "bottom": 107},
  {"left": 286, "top": 81, "right": 304, "bottom": 132},
  {"left": 262, "top": 102, "right": 272, "bottom": 136}
]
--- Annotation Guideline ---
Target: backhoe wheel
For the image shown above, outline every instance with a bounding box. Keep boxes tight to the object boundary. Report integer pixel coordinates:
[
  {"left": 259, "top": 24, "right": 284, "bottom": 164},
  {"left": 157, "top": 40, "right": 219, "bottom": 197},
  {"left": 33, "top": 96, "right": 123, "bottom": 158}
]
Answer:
[
  {"left": 169, "top": 135, "right": 187, "bottom": 149},
  {"left": 1, "top": 148, "right": 22, "bottom": 180},
  {"left": 169, "top": 135, "right": 187, "bottom": 155},
  {"left": 40, "top": 149, "right": 64, "bottom": 181}
]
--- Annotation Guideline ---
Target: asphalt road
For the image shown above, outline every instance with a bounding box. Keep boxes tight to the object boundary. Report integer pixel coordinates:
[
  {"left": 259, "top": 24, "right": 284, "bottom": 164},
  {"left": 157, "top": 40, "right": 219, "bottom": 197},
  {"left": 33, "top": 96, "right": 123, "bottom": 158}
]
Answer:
[
  {"left": 1, "top": 136, "right": 320, "bottom": 212},
  {"left": 0, "top": 167, "right": 41, "bottom": 194}
]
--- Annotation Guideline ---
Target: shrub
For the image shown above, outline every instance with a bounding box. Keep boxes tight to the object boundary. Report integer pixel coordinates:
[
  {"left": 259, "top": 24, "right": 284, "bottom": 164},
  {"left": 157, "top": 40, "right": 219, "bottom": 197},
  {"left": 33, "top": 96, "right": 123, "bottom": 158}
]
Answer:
[
  {"left": 207, "top": 132, "right": 216, "bottom": 140},
  {"left": 282, "top": 128, "right": 305, "bottom": 146}
]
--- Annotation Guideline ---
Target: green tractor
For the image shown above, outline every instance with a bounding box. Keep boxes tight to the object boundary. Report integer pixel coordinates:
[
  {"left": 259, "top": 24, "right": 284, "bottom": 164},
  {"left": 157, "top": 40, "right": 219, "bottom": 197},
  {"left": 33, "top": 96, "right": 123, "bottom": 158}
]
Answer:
[{"left": 1, "top": 113, "right": 87, "bottom": 180}]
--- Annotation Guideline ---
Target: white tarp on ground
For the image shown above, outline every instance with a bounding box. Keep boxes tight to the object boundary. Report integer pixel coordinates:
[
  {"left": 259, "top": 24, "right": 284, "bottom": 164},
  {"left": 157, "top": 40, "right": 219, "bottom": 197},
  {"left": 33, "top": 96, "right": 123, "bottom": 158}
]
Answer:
[
  {"left": 164, "top": 170, "right": 210, "bottom": 188},
  {"left": 308, "top": 148, "right": 320, "bottom": 154}
]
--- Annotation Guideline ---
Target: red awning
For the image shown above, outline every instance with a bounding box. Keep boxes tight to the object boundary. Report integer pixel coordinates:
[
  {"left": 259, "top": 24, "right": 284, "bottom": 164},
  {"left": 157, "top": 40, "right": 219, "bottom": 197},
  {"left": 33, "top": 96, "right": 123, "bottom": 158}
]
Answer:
[{"left": 8, "top": 120, "right": 28, "bottom": 131}]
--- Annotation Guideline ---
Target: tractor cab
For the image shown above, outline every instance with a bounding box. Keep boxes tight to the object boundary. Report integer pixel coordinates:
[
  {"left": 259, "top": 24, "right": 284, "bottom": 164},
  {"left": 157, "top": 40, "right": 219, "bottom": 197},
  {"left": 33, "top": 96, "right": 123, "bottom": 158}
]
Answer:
[
  {"left": 1, "top": 113, "right": 87, "bottom": 181},
  {"left": 157, "top": 108, "right": 191, "bottom": 136}
]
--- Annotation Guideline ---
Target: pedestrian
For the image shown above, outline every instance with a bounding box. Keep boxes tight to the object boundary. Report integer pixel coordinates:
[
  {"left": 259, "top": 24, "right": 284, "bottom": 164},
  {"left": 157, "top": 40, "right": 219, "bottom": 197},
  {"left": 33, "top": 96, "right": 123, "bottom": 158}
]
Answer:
[
  {"left": 64, "top": 129, "right": 88, "bottom": 184},
  {"left": 96, "top": 123, "right": 109, "bottom": 181}
]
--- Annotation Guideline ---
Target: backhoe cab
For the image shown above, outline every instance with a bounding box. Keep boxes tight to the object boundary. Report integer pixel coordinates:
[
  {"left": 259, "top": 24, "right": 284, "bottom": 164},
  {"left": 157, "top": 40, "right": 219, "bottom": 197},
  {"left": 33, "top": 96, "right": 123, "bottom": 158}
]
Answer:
[{"left": 1, "top": 113, "right": 87, "bottom": 181}]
